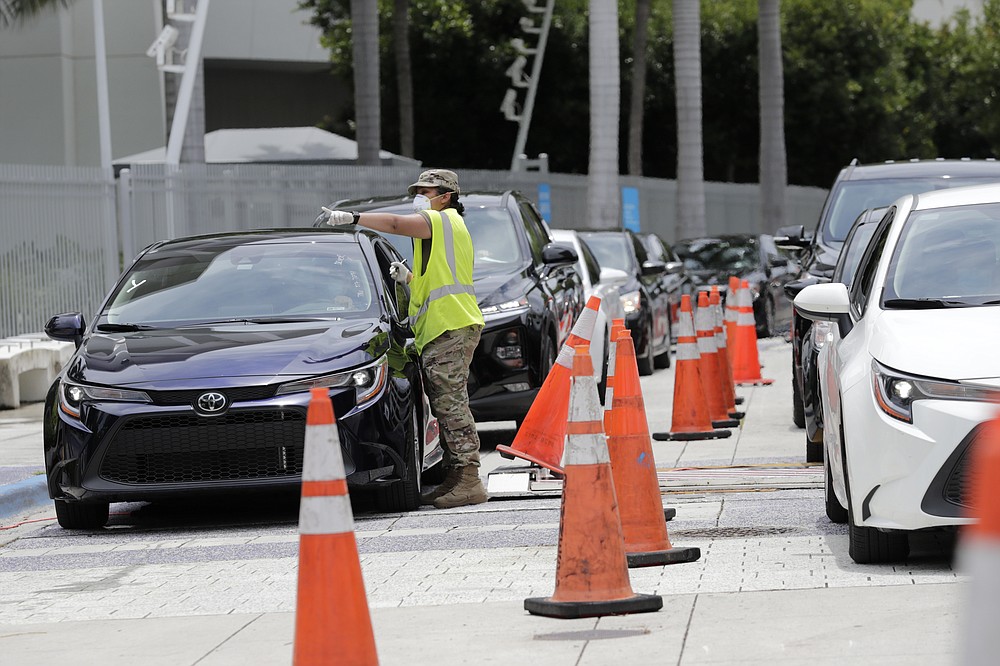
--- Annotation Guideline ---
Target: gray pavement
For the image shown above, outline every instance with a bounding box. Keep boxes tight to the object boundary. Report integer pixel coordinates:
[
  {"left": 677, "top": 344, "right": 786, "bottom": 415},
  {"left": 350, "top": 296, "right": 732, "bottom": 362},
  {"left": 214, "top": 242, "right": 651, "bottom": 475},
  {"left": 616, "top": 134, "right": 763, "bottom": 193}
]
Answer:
[{"left": 0, "top": 339, "right": 976, "bottom": 665}]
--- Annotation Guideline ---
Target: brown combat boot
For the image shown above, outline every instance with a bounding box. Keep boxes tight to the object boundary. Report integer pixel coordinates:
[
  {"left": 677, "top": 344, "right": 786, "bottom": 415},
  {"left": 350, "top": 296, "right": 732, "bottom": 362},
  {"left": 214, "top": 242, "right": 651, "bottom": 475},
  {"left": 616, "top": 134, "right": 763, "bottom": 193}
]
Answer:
[
  {"left": 420, "top": 466, "right": 461, "bottom": 505},
  {"left": 432, "top": 465, "right": 488, "bottom": 509}
]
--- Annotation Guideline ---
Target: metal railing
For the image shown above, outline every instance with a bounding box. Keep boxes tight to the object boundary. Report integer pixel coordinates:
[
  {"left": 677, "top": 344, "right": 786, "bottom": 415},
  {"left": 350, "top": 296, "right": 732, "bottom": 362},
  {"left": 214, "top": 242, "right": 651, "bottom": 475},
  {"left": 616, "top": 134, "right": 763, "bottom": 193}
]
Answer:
[{"left": 0, "top": 162, "right": 828, "bottom": 338}]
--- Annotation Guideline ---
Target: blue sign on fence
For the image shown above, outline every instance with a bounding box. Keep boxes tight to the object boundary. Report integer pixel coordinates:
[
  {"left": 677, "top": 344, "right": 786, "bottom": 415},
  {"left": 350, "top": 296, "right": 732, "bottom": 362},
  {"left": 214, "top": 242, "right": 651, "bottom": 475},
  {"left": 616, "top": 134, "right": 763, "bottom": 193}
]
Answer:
[
  {"left": 537, "top": 183, "right": 552, "bottom": 223},
  {"left": 622, "top": 186, "right": 640, "bottom": 232}
]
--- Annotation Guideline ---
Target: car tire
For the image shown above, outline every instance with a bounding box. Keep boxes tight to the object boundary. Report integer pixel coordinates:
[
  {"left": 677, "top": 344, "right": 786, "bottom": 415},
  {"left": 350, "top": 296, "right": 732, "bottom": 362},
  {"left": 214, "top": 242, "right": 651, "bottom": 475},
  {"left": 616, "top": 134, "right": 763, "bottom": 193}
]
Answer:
[
  {"left": 806, "top": 436, "right": 823, "bottom": 463},
  {"left": 636, "top": 319, "right": 655, "bottom": 376},
  {"left": 756, "top": 296, "right": 775, "bottom": 338},
  {"left": 376, "top": 409, "right": 422, "bottom": 512},
  {"left": 824, "top": 459, "right": 848, "bottom": 524},
  {"left": 54, "top": 499, "right": 109, "bottom": 530},
  {"left": 653, "top": 319, "right": 672, "bottom": 369},
  {"left": 597, "top": 331, "right": 610, "bottom": 404},
  {"left": 792, "top": 369, "right": 806, "bottom": 429}
]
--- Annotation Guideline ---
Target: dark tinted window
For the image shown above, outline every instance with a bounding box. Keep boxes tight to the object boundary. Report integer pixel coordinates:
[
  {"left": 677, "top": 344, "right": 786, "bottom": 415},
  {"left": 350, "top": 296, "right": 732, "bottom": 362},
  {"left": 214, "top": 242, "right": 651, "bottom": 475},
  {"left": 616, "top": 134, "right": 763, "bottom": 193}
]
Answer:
[
  {"left": 833, "top": 223, "right": 878, "bottom": 287},
  {"left": 579, "top": 232, "right": 635, "bottom": 273},
  {"left": 850, "top": 210, "right": 894, "bottom": 317},
  {"left": 675, "top": 236, "right": 762, "bottom": 272},
  {"left": 518, "top": 200, "right": 550, "bottom": 260}
]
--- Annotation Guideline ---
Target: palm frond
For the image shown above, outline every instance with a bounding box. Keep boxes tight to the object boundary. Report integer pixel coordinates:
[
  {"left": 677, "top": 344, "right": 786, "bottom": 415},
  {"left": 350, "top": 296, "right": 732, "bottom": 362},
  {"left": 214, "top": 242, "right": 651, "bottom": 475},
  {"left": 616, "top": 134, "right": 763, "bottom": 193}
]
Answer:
[{"left": 0, "top": 0, "right": 73, "bottom": 30}]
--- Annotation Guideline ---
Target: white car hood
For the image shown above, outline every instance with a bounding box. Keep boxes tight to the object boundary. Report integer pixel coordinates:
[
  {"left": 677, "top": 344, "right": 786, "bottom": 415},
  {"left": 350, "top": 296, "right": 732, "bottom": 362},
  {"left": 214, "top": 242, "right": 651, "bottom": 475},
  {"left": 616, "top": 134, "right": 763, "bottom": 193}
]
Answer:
[{"left": 869, "top": 307, "right": 1000, "bottom": 382}]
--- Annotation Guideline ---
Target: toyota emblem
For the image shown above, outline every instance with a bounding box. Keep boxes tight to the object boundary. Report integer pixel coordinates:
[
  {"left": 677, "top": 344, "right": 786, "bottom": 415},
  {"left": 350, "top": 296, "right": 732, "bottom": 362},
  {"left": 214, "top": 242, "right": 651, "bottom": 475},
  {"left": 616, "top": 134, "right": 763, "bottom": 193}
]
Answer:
[{"left": 196, "top": 391, "right": 227, "bottom": 414}]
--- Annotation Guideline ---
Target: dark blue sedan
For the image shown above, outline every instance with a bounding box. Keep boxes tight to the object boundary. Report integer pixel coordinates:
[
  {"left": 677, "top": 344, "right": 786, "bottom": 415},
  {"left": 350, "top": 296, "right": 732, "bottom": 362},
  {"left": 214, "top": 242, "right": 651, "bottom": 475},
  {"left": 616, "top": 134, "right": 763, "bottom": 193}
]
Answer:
[{"left": 43, "top": 229, "right": 442, "bottom": 528}]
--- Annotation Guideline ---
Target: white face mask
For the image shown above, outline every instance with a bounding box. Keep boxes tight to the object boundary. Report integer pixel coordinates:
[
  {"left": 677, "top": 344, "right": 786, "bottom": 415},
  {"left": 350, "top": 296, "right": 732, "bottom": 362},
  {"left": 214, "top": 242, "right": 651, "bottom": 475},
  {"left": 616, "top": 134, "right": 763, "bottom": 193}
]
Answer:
[{"left": 412, "top": 194, "right": 432, "bottom": 212}]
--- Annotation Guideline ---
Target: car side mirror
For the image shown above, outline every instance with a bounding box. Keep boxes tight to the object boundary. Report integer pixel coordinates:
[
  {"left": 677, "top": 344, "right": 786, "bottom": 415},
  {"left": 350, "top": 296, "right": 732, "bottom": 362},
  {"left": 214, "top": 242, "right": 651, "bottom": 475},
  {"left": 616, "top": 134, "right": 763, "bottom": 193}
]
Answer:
[
  {"left": 774, "top": 224, "right": 811, "bottom": 251},
  {"left": 640, "top": 260, "right": 667, "bottom": 276},
  {"left": 541, "top": 242, "right": 578, "bottom": 266},
  {"left": 793, "top": 282, "right": 852, "bottom": 338},
  {"left": 45, "top": 312, "right": 85, "bottom": 348},
  {"left": 664, "top": 260, "right": 685, "bottom": 275}
]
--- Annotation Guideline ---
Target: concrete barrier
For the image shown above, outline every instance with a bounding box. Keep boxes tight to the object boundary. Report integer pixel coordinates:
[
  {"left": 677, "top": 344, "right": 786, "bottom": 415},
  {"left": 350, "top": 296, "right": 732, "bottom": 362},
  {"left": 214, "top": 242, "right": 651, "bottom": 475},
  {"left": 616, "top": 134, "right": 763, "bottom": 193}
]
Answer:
[{"left": 0, "top": 334, "right": 74, "bottom": 409}]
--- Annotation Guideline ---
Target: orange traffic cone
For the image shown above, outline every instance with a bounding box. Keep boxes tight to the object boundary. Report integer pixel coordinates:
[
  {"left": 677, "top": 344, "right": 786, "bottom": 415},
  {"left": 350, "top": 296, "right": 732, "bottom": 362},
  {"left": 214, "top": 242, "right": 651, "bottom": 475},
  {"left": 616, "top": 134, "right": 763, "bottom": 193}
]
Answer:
[
  {"left": 525, "top": 345, "right": 662, "bottom": 618},
  {"left": 607, "top": 329, "right": 698, "bottom": 567},
  {"left": 710, "top": 286, "right": 744, "bottom": 420},
  {"left": 730, "top": 279, "right": 774, "bottom": 386},
  {"left": 725, "top": 277, "right": 745, "bottom": 406},
  {"left": 293, "top": 388, "right": 378, "bottom": 666},
  {"left": 696, "top": 291, "right": 740, "bottom": 428},
  {"left": 603, "top": 318, "right": 627, "bottom": 429},
  {"left": 652, "top": 295, "right": 731, "bottom": 441},
  {"left": 498, "top": 295, "right": 602, "bottom": 472},
  {"left": 958, "top": 414, "right": 1000, "bottom": 666}
]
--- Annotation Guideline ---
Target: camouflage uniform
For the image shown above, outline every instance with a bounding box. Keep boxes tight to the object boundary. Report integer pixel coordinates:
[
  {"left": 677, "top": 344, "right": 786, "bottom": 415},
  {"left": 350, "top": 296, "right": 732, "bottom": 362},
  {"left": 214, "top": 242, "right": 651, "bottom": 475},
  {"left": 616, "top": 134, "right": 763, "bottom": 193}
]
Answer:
[{"left": 421, "top": 324, "right": 483, "bottom": 468}]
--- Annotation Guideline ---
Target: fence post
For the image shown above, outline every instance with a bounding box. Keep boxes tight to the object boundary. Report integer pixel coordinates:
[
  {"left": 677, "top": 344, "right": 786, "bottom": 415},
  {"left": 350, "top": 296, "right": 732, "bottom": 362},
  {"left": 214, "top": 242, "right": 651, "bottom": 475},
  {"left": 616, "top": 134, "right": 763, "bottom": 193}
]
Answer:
[{"left": 117, "top": 168, "right": 134, "bottom": 269}]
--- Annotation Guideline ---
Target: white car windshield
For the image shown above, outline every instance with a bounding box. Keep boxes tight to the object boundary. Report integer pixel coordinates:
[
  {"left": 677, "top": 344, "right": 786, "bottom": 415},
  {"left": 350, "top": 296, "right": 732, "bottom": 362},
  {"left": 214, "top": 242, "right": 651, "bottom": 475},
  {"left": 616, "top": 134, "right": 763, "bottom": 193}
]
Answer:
[{"left": 884, "top": 203, "right": 1000, "bottom": 306}]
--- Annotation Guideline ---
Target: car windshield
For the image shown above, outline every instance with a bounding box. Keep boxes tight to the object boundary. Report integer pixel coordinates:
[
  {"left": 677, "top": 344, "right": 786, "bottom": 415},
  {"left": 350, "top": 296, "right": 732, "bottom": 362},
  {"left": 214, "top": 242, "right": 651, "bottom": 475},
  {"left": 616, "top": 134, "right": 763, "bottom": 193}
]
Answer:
[
  {"left": 578, "top": 232, "right": 634, "bottom": 272},
  {"left": 833, "top": 223, "right": 878, "bottom": 287},
  {"left": 370, "top": 205, "right": 526, "bottom": 278},
  {"left": 824, "top": 176, "right": 1000, "bottom": 244},
  {"left": 884, "top": 203, "right": 1000, "bottom": 306},
  {"left": 102, "top": 240, "right": 377, "bottom": 326},
  {"left": 674, "top": 237, "right": 761, "bottom": 273}
]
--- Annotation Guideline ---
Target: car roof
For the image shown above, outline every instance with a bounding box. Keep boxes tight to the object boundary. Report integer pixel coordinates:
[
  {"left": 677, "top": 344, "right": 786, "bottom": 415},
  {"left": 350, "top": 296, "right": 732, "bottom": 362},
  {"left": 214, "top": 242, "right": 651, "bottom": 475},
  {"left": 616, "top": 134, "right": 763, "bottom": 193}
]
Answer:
[
  {"left": 837, "top": 158, "right": 1000, "bottom": 181},
  {"left": 910, "top": 181, "right": 1000, "bottom": 210},
  {"left": 145, "top": 228, "right": 372, "bottom": 253}
]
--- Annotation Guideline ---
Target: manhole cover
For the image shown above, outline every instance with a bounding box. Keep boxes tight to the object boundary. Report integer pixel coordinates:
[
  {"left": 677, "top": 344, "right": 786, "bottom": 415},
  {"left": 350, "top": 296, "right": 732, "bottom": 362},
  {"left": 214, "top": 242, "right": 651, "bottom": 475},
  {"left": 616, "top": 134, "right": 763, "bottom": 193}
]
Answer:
[{"left": 672, "top": 526, "right": 801, "bottom": 538}]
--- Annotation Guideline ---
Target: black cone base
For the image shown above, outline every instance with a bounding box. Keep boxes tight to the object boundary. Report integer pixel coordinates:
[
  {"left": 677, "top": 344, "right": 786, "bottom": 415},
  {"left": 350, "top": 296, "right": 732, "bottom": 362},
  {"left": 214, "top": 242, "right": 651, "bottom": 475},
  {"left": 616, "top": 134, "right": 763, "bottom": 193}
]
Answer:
[
  {"left": 664, "top": 507, "right": 676, "bottom": 521},
  {"left": 729, "top": 410, "right": 746, "bottom": 419},
  {"left": 712, "top": 418, "right": 741, "bottom": 428},
  {"left": 652, "top": 429, "right": 732, "bottom": 441},
  {"left": 524, "top": 593, "right": 663, "bottom": 619},
  {"left": 735, "top": 378, "right": 774, "bottom": 386},
  {"left": 627, "top": 545, "right": 701, "bottom": 568},
  {"left": 735, "top": 396, "right": 745, "bottom": 405}
]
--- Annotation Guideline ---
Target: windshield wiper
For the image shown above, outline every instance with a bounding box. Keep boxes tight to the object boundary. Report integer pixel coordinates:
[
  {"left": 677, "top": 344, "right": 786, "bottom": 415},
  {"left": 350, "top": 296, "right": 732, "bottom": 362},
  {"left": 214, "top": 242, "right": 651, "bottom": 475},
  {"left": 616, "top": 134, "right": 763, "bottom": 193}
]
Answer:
[
  {"left": 883, "top": 298, "right": 975, "bottom": 309},
  {"left": 177, "top": 317, "right": 328, "bottom": 327},
  {"left": 96, "top": 322, "right": 157, "bottom": 332}
]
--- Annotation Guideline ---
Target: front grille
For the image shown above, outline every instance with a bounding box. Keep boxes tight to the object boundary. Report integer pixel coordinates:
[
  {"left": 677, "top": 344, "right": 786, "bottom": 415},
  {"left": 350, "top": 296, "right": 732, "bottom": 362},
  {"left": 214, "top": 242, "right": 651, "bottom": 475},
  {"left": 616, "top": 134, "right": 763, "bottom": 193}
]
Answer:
[
  {"left": 943, "top": 441, "right": 974, "bottom": 508},
  {"left": 148, "top": 385, "right": 276, "bottom": 406},
  {"left": 99, "top": 409, "right": 306, "bottom": 484}
]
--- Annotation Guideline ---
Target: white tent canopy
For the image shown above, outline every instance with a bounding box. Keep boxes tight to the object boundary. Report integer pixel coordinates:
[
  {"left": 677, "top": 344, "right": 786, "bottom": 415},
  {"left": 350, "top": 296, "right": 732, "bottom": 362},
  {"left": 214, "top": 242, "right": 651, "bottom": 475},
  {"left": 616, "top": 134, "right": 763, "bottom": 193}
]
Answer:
[{"left": 115, "top": 127, "right": 419, "bottom": 166}]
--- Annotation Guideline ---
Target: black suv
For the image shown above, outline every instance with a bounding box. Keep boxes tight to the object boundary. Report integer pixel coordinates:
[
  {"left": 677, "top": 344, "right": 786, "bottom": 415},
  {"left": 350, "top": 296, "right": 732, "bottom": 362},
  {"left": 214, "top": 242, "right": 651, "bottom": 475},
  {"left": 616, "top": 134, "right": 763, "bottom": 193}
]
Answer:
[
  {"left": 328, "top": 191, "right": 584, "bottom": 426},
  {"left": 777, "top": 158, "right": 1000, "bottom": 461}
]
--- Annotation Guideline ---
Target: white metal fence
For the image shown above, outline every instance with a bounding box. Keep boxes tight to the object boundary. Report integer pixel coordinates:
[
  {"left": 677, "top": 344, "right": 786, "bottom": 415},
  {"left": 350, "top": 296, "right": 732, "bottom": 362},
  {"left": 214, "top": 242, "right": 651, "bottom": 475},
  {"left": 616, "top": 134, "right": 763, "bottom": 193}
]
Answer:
[{"left": 0, "top": 162, "right": 827, "bottom": 338}]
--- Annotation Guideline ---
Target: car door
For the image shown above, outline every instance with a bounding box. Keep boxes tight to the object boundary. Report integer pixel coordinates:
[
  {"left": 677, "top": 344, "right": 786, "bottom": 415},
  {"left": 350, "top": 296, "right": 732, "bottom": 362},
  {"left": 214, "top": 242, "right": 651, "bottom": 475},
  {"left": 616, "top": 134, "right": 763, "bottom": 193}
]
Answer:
[{"left": 760, "top": 234, "right": 797, "bottom": 330}]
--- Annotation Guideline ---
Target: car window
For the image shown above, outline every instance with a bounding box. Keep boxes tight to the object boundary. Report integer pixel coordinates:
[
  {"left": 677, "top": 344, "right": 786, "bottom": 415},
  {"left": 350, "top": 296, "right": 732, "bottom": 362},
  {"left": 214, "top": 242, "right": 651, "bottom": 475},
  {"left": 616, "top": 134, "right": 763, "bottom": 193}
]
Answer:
[
  {"left": 675, "top": 237, "right": 762, "bottom": 272},
  {"left": 372, "top": 240, "right": 409, "bottom": 320},
  {"left": 517, "top": 200, "right": 550, "bottom": 261},
  {"left": 645, "top": 235, "right": 666, "bottom": 262},
  {"left": 883, "top": 203, "right": 1000, "bottom": 304},
  {"left": 630, "top": 232, "right": 650, "bottom": 264},
  {"left": 850, "top": 210, "right": 894, "bottom": 317},
  {"left": 823, "top": 176, "right": 1000, "bottom": 245},
  {"left": 833, "top": 223, "right": 878, "bottom": 287},
  {"left": 577, "top": 238, "right": 602, "bottom": 287},
  {"left": 463, "top": 206, "right": 528, "bottom": 276},
  {"left": 579, "top": 232, "right": 635, "bottom": 273},
  {"left": 105, "top": 241, "right": 377, "bottom": 325}
]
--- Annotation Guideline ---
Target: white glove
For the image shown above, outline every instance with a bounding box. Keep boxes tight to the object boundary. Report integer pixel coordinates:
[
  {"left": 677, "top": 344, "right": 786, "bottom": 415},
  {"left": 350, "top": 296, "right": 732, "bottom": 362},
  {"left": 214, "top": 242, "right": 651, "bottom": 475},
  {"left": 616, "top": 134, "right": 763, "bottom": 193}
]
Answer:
[
  {"left": 389, "top": 261, "right": 412, "bottom": 285},
  {"left": 319, "top": 207, "right": 354, "bottom": 226}
]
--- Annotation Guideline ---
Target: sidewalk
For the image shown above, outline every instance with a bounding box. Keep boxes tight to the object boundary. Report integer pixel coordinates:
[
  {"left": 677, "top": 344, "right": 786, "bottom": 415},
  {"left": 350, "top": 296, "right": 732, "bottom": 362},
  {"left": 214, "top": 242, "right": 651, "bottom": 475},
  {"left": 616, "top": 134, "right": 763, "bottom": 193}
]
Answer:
[{"left": 0, "top": 339, "right": 972, "bottom": 665}]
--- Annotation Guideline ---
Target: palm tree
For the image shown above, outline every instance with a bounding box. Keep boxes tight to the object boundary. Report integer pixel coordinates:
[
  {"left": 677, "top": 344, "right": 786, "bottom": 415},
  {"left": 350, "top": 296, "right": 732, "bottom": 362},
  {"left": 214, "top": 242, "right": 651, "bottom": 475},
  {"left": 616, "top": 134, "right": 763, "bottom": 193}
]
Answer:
[
  {"left": 758, "top": 0, "right": 786, "bottom": 233},
  {"left": 588, "top": 0, "right": 621, "bottom": 230},
  {"left": 673, "top": 0, "right": 706, "bottom": 240},
  {"left": 627, "top": 0, "right": 651, "bottom": 176},
  {"left": 351, "top": 0, "right": 381, "bottom": 165},
  {"left": 393, "top": 0, "right": 414, "bottom": 158},
  {"left": 0, "top": 0, "right": 67, "bottom": 28}
]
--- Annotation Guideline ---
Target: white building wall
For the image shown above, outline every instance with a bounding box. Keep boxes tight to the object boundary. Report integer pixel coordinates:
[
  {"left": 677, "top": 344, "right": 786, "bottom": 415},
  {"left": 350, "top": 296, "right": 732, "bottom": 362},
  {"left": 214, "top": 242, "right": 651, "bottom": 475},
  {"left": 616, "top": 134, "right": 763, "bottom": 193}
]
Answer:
[{"left": 0, "top": 0, "right": 325, "bottom": 167}]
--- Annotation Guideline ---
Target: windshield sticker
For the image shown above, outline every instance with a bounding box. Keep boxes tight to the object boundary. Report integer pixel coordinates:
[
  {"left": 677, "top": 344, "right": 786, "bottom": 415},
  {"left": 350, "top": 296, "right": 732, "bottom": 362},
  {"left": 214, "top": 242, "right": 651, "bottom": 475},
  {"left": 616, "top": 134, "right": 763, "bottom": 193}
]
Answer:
[{"left": 126, "top": 279, "right": 146, "bottom": 294}]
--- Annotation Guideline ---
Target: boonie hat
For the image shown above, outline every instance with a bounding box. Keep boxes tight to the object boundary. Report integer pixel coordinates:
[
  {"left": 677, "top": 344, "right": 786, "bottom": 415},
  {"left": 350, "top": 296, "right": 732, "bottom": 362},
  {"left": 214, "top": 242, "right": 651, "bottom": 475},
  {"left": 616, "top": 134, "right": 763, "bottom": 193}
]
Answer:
[{"left": 408, "top": 169, "right": 460, "bottom": 196}]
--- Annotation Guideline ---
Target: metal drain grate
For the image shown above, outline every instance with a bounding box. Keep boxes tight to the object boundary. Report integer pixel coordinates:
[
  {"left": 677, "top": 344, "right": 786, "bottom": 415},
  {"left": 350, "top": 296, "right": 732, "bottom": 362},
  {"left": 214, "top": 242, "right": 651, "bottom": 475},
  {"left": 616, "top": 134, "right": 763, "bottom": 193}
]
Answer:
[{"left": 671, "top": 526, "right": 801, "bottom": 538}]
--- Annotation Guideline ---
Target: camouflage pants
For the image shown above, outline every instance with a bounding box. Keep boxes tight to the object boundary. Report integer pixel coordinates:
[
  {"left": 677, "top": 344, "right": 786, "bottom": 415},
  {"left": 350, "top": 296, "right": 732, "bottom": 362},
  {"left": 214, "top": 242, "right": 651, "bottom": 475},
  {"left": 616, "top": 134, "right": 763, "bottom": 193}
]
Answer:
[{"left": 421, "top": 325, "right": 482, "bottom": 468}]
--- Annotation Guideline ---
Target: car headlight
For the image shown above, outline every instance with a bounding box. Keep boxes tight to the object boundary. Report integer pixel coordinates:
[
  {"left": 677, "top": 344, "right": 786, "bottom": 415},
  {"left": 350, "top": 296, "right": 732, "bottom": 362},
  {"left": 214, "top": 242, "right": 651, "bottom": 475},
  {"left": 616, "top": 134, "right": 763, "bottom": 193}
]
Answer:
[
  {"left": 59, "top": 379, "right": 151, "bottom": 418},
  {"left": 620, "top": 290, "right": 641, "bottom": 314},
  {"left": 275, "top": 356, "right": 388, "bottom": 407},
  {"left": 480, "top": 297, "right": 529, "bottom": 317},
  {"left": 872, "top": 360, "right": 1000, "bottom": 423},
  {"left": 813, "top": 321, "right": 833, "bottom": 350}
]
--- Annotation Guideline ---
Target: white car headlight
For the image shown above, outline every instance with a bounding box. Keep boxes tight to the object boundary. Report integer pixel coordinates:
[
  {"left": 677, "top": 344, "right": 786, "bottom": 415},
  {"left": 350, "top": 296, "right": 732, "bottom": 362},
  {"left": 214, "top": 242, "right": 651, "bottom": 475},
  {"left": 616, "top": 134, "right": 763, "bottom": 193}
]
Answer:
[
  {"left": 620, "top": 290, "right": 641, "bottom": 314},
  {"left": 480, "top": 297, "right": 529, "bottom": 317},
  {"left": 275, "top": 356, "right": 388, "bottom": 407},
  {"left": 872, "top": 360, "right": 1000, "bottom": 423},
  {"left": 59, "top": 379, "right": 151, "bottom": 418}
]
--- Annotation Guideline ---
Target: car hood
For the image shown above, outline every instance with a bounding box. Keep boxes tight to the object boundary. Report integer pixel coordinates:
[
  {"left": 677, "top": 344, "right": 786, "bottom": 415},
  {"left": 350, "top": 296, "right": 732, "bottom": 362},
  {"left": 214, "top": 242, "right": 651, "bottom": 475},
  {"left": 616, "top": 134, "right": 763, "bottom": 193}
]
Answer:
[
  {"left": 474, "top": 270, "right": 535, "bottom": 307},
  {"left": 66, "top": 319, "right": 386, "bottom": 388},
  {"left": 869, "top": 308, "right": 1000, "bottom": 381}
]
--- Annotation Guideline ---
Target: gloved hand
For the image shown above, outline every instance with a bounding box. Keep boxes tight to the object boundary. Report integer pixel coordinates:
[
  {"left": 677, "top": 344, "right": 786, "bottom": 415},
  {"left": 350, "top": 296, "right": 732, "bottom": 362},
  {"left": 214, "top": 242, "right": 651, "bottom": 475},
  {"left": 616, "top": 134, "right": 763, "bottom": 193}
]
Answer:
[
  {"left": 317, "top": 207, "right": 354, "bottom": 226},
  {"left": 389, "top": 261, "right": 412, "bottom": 285}
]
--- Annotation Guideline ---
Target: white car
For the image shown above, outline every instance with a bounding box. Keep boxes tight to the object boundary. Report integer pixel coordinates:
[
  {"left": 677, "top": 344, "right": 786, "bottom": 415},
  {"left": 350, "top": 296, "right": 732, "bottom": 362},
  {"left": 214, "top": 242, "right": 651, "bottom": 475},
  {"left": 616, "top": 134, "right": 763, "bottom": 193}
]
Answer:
[
  {"left": 551, "top": 228, "right": 628, "bottom": 392},
  {"left": 794, "top": 183, "right": 1000, "bottom": 564}
]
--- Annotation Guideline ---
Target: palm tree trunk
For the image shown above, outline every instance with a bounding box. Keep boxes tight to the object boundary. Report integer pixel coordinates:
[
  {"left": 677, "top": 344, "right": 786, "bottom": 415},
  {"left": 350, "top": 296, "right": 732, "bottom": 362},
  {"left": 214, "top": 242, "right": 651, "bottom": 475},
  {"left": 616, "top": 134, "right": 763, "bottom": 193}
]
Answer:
[
  {"left": 627, "top": 0, "right": 651, "bottom": 176},
  {"left": 351, "top": 0, "right": 381, "bottom": 165},
  {"left": 758, "top": 0, "right": 786, "bottom": 232},
  {"left": 393, "top": 0, "right": 414, "bottom": 158},
  {"left": 673, "top": 0, "right": 705, "bottom": 241},
  {"left": 587, "top": 0, "right": 620, "bottom": 230}
]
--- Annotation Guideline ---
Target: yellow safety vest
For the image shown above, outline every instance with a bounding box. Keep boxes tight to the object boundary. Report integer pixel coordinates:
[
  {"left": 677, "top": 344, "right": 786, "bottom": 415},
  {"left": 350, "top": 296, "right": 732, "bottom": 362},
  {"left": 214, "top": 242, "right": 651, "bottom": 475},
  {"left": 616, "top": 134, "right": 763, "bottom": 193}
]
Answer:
[{"left": 410, "top": 208, "right": 484, "bottom": 353}]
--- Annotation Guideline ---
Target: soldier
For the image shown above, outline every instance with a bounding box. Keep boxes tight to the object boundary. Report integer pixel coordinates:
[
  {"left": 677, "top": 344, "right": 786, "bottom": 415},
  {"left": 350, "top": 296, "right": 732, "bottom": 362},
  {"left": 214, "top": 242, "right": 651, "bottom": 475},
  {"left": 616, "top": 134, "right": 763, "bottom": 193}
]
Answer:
[{"left": 318, "top": 169, "right": 488, "bottom": 509}]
